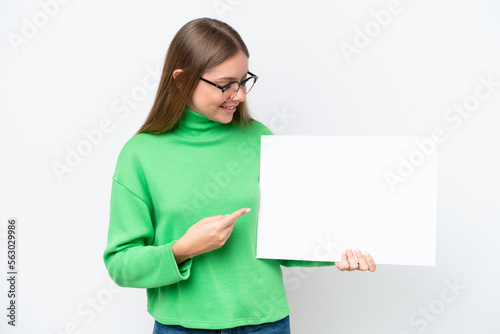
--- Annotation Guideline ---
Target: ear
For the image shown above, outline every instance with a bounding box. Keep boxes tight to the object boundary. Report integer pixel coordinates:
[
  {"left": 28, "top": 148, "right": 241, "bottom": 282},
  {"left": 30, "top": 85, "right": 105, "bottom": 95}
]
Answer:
[{"left": 172, "top": 69, "right": 183, "bottom": 89}]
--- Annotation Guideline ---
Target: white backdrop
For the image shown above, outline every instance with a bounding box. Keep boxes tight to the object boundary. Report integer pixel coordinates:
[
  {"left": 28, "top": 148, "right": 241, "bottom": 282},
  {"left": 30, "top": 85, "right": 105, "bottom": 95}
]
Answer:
[{"left": 1, "top": 0, "right": 499, "bottom": 333}]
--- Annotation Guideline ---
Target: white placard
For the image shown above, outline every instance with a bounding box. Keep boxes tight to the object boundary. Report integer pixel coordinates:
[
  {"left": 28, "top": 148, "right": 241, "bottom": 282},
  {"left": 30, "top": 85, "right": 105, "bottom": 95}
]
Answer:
[{"left": 257, "top": 135, "right": 437, "bottom": 266}]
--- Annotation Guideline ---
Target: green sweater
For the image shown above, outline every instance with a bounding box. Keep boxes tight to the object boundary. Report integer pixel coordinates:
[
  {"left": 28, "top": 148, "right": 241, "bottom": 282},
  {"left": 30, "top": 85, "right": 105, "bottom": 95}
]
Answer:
[{"left": 103, "top": 107, "right": 334, "bottom": 329}]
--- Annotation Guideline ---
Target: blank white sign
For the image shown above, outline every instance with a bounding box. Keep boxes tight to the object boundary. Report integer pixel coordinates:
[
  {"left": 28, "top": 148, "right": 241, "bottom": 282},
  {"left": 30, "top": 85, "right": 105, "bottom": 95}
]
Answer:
[{"left": 257, "top": 135, "right": 437, "bottom": 266}]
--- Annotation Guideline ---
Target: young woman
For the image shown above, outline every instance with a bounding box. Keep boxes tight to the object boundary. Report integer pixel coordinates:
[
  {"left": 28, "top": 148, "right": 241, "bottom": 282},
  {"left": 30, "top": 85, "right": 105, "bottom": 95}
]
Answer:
[{"left": 103, "top": 17, "right": 376, "bottom": 334}]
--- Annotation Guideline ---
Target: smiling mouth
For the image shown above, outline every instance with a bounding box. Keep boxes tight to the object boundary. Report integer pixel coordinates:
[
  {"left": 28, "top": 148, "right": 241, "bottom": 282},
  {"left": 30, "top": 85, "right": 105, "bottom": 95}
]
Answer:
[{"left": 220, "top": 105, "right": 238, "bottom": 112}]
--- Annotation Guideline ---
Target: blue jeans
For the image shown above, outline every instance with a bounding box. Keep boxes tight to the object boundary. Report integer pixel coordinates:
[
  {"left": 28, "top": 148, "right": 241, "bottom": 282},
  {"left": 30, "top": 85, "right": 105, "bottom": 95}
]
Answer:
[{"left": 153, "top": 315, "right": 290, "bottom": 334}]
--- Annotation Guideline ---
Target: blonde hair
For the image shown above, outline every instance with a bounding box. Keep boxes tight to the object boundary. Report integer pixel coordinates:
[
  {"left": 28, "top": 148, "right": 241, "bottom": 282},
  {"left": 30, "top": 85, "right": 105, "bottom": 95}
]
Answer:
[{"left": 136, "top": 18, "right": 255, "bottom": 135}]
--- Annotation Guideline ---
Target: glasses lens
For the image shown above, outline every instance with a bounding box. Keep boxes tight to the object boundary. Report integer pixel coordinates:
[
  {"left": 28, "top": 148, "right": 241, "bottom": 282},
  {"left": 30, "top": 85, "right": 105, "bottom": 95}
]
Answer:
[
  {"left": 243, "top": 77, "right": 256, "bottom": 94},
  {"left": 221, "top": 76, "right": 257, "bottom": 101},
  {"left": 223, "top": 82, "right": 240, "bottom": 101}
]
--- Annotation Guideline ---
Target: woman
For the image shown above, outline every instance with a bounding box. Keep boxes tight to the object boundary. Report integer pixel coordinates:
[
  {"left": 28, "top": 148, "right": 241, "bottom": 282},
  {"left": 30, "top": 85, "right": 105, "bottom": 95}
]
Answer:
[{"left": 103, "top": 17, "right": 376, "bottom": 333}]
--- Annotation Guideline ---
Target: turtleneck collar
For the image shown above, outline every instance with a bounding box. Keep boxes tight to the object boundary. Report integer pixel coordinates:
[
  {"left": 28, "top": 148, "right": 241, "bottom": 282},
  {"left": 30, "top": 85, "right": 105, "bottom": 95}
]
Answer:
[{"left": 172, "top": 107, "right": 231, "bottom": 140}]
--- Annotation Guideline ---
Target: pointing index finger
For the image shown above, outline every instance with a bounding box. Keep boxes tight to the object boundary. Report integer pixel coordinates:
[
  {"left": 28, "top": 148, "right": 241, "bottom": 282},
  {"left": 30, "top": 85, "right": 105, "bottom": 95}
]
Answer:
[{"left": 225, "top": 208, "right": 251, "bottom": 222}]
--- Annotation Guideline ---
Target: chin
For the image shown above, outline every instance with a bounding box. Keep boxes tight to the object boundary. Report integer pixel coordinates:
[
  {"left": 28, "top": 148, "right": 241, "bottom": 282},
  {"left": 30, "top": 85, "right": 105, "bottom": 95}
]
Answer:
[
  {"left": 218, "top": 117, "right": 233, "bottom": 124},
  {"left": 216, "top": 112, "right": 234, "bottom": 124}
]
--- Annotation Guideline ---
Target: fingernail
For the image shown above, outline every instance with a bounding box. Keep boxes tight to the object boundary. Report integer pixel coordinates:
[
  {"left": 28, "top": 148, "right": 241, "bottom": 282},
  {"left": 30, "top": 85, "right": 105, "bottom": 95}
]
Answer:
[{"left": 245, "top": 208, "right": 251, "bottom": 213}]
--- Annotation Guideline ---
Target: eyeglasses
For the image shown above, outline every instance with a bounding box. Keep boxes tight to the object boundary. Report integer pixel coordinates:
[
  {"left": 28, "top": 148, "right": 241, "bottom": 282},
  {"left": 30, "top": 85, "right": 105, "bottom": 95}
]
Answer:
[{"left": 199, "top": 71, "right": 258, "bottom": 101}]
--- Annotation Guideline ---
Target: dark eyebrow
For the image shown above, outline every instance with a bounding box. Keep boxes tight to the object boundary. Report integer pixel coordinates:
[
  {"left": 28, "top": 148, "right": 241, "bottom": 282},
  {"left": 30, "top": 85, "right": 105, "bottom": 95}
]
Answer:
[
  {"left": 213, "top": 73, "right": 248, "bottom": 82},
  {"left": 214, "top": 76, "right": 240, "bottom": 81}
]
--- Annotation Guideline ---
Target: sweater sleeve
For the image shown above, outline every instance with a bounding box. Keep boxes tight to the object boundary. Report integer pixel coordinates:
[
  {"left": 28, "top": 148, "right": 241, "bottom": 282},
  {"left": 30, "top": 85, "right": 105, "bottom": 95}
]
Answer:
[
  {"left": 278, "top": 260, "right": 335, "bottom": 267},
  {"left": 103, "top": 137, "right": 192, "bottom": 288}
]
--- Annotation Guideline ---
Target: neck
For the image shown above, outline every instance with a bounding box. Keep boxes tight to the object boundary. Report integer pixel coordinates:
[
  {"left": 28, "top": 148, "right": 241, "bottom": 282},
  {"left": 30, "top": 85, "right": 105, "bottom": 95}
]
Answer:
[{"left": 173, "top": 108, "right": 230, "bottom": 140}]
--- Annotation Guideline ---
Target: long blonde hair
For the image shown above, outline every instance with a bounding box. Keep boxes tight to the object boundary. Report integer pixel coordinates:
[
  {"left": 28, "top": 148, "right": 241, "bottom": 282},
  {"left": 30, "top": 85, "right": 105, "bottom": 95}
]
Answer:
[{"left": 136, "top": 18, "right": 255, "bottom": 135}]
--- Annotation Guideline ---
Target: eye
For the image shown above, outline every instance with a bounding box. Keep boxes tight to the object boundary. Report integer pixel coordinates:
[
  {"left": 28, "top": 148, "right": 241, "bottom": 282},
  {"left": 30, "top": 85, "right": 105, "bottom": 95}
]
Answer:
[{"left": 217, "top": 81, "right": 233, "bottom": 87}]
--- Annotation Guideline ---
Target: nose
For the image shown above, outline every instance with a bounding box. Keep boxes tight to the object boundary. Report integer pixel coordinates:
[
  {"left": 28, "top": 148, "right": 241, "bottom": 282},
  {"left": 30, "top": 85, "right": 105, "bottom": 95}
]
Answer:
[{"left": 231, "top": 86, "right": 246, "bottom": 102}]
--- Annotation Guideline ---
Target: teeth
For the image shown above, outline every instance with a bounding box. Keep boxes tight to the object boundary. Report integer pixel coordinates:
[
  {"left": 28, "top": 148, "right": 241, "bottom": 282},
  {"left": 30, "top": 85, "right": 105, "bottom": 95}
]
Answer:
[{"left": 223, "top": 106, "right": 236, "bottom": 109}]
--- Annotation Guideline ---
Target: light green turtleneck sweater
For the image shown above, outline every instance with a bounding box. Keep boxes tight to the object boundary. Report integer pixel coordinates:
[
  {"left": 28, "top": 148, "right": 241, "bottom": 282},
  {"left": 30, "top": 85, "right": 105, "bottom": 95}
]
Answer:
[{"left": 103, "top": 108, "right": 334, "bottom": 329}]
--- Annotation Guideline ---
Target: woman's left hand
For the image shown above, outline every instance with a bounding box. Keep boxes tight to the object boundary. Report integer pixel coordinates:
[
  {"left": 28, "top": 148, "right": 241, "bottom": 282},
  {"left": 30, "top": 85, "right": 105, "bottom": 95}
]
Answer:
[{"left": 335, "top": 248, "right": 376, "bottom": 272}]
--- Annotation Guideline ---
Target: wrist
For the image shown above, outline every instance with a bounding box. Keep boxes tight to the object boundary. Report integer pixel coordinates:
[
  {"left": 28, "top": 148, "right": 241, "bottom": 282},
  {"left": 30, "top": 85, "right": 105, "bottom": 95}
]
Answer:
[{"left": 172, "top": 238, "right": 193, "bottom": 264}]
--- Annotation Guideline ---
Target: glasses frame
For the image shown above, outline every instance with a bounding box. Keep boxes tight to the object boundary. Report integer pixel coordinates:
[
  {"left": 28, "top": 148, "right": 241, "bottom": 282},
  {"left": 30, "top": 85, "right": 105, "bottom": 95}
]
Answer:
[{"left": 199, "top": 71, "right": 258, "bottom": 101}]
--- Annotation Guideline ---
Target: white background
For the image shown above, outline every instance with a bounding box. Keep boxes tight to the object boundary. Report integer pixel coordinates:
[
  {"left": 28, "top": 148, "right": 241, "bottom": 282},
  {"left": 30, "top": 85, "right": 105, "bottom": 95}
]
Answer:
[{"left": 1, "top": 0, "right": 499, "bottom": 333}]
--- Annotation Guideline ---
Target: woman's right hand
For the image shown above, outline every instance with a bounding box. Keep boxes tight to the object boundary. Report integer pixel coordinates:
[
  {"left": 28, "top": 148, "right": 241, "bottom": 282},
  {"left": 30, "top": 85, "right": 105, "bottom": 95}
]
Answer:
[{"left": 172, "top": 208, "right": 251, "bottom": 264}]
